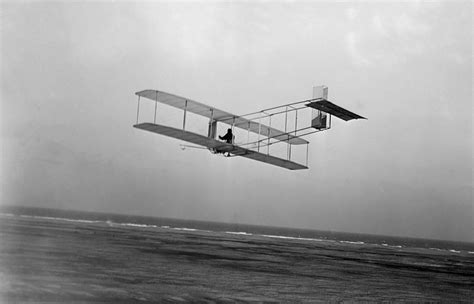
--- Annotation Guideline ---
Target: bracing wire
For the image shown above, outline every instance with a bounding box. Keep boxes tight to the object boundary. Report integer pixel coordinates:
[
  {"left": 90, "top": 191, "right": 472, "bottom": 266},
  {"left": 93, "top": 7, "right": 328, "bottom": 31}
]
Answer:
[{"left": 238, "top": 126, "right": 329, "bottom": 149}]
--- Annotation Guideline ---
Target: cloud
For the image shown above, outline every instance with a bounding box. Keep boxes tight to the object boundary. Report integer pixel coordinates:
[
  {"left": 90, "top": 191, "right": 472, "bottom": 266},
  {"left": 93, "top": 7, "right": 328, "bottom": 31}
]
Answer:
[
  {"left": 346, "top": 7, "right": 358, "bottom": 21},
  {"left": 393, "top": 13, "right": 431, "bottom": 36},
  {"left": 345, "top": 5, "right": 438, "bottom": 68},
  {"left": 346, "top": 31, "right": 372, "bottom": 67},
  {"left": 372, "top": 14, "right": 388, "bottom": 37}
]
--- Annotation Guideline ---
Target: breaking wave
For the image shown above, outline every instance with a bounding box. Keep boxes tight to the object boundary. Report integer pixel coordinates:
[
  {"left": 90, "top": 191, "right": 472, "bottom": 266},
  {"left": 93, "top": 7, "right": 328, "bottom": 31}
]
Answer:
[
  {"left": 118, "top": 222, "right": 158, "bottom": 229},
  {"left": 2, "top": 212, "right": 471, "bottom": 254},
  {"left": 172, "top": 227, "right": 199, "bottom": 232},
  {"left": 261, "top": 234, "right": 325, "bottom": 242},
  {"left": 340, "top": 240, "right": 365, "bottom": 245},
  {"left": 225, "top": 231, "right": 253, "bottom": 236},
  {"left": 16, "top": 214, "right": 101, "bottom": 224}
]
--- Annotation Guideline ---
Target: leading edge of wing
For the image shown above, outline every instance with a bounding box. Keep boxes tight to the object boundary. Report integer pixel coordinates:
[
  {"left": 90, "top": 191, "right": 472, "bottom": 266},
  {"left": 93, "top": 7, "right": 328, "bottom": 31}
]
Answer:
[
  {"left": 135, "top": 89, "right": 308, "bottom": 145},
  {"left": 134, "top": 122, "right": 307, "bottom": 170},
  {"left": 136, "top": 89, "right": 232, "bottom": 121}
]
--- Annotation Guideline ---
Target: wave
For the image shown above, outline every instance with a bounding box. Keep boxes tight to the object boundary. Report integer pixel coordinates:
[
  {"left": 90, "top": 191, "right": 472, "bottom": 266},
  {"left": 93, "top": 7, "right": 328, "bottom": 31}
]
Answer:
[
  {"left": 16, "top": 214, "right": 101, "bottom": 224},
  {"left": 428, "top": 247, "right": 464, "bottom": 254},
  {"left": 3, "top": 212, "right": 471, "bottom": 253},
  {"left": 225, "top": 231, "right": 253, "bottom": 236},
  {"left": 259, "top": 236, "right": 408, "bottom": 249},
  {"left": 2, "top": 213, "right": 209, "bottom": 233},
  {"left": 168, "top": 227, "right": 211, "bottom": 233},
  {"left": 106, "top": 220, "right": 197, "bottom": 231},
  {"left": 261, "top": 234, "right": 325, "bottom": 242},
  {"left": 0, "top": 213, "right": 411, "bottom": 249},
  {"left": 172, "top": 227, "right": 199, "bottom": 232},
  {"left": 117, "top": 222, "right": 158, "bottom": 229},
  {"left": 381, "top": 243, "right": 403, "bottom": 248},
  {"left": 340, "top": 240, "right": 365, "bottom": 245},
  {"left": 5, "top": 213, "right": 159, "bottom": 229}
]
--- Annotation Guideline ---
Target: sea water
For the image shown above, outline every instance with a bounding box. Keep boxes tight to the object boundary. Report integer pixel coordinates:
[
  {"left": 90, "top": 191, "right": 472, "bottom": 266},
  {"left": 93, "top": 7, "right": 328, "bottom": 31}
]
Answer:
[{"left": 0, "top": 206, "right": 473, "bottom": 302}]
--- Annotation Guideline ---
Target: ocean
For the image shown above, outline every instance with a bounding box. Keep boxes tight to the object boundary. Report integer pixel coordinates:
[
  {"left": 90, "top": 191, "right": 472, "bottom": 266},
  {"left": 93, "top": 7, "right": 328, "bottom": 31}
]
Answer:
[{"left": 0, "top": 206, "right": 473, "bottom": 302}]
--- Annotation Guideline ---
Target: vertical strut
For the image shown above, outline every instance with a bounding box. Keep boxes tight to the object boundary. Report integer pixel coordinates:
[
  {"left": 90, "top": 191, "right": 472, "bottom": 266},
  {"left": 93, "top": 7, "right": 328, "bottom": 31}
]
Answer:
[
  {"left": 209, "top": 108, "right": 214, "bottom": 138},
  {"left": 136, "top": 96, "right": 141, "bottom": 124},
  {"left": 290, "top": 109, "right": 298, "bottom": 161},
  {"left": 232, "top": 117, "right": 235, "bottom": 144},
  {"left": 294, "top": 109, "right": 298, "bottom": 135},
  {"left": 306, "top": 143, "right": 309, "bottom": 167},
  {"left": 247, "top": 121, "right": 250, "bottom": 146},
  {"left": 287, "top": 135, "right": 290, "bottom": 160},
  {"left": 183, "top": 100, "right": 188, "bottom": 130},
  {"left": 285, "top": 106, "right": 289, "bottom": 160},
  {"left": 267, "top": 115, "right": 272, "bottom": 155},
  {"left": 154, "top": 91, "right": 158, "bottom": 124},
  {"left": 257, "top": 117, "right": 261, "bottom": 152}
]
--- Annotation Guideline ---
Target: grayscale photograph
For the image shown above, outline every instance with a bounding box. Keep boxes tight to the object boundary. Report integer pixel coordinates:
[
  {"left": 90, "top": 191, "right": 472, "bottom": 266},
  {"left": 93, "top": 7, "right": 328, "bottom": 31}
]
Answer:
[{"left": 1, "top": 0, "right": 472, "bottom": 302}]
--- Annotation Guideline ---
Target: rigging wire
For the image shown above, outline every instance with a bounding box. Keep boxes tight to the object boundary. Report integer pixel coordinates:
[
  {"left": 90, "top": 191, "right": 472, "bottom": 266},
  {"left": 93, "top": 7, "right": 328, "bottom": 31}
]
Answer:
[{"left": 239, "top": 126, "right": 321, "bottom": 148}]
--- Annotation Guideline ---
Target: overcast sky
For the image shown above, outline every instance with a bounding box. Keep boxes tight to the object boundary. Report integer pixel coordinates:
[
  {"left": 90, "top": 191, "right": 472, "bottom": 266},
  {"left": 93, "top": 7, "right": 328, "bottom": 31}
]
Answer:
[{"left": 1, "top": 1, "right": 472, "bottom": 242}]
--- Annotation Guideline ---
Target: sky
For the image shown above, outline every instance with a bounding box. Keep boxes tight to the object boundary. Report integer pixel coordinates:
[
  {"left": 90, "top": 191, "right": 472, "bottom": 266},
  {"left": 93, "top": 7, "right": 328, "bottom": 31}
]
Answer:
[{"left": 1, "top": 1, "right": 472, "bottom": 242}]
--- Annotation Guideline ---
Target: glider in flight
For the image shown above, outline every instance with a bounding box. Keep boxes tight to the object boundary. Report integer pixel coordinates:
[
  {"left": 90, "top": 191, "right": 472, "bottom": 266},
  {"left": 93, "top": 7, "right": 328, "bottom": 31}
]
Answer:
[{"left": 133, "top": 86, "right": 365, "bottom": 170}]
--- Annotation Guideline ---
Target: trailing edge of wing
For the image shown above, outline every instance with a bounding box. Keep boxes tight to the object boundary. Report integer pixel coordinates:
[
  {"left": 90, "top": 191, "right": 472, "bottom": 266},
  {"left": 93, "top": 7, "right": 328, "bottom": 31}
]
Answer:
[
  {"left": 134, "top": 123, "right": 307, "bottom": 170},
  {"left": 136, "top": 90, "right": 308, "bottom": 145},
  {"left": 306, "top": 99, "right": 366, "bottom": 121}
]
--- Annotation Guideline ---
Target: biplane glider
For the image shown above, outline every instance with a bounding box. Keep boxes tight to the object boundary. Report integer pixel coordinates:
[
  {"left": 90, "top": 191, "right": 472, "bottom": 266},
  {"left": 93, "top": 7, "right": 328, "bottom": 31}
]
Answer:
[{"left": 133, "top": 86, "right": 365, "bottom": 170}]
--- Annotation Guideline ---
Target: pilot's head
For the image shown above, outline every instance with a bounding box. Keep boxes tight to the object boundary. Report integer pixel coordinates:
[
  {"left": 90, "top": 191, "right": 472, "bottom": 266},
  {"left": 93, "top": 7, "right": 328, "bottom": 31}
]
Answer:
[{"left": 227, "top": 128, "right": 232, "bottom": 133}]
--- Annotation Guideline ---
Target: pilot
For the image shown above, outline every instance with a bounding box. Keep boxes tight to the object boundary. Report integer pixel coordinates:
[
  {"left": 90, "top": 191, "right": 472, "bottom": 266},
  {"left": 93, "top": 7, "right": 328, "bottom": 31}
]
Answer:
[
  {"left": 219, "top": 128, "right": 234, "bottom": 144},
  {"left": 218, "top": 128, "right": 234, "bottom": 157}
]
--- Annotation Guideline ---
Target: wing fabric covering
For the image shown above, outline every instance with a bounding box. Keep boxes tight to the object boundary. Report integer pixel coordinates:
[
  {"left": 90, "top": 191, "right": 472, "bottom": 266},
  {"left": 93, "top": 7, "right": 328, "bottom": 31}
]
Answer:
[
  {"left": 306, "top": 99, "right": 366, "bottom": 121},
  {"left": 136, "top": 90, "right": 308, "bottom": 145},
  {"left": 134, "top": 123, "right": 308, "bottom": 170}
]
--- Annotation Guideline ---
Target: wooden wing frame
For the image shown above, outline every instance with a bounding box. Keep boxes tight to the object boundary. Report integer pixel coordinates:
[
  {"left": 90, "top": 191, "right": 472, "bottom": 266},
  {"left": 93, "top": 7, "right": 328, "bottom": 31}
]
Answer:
[{"left": 134, "top": 89, "right": 366, "bottom": 170}]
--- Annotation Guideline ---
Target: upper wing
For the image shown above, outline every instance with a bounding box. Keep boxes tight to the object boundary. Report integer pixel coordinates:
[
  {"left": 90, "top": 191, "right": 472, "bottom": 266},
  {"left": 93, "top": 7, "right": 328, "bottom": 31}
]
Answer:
[
  {"left": 306, "top": 99, "right": 366, "bottom": 121},
  {"left": 136, "top": 90, "right": 308, "bottom": 145}
]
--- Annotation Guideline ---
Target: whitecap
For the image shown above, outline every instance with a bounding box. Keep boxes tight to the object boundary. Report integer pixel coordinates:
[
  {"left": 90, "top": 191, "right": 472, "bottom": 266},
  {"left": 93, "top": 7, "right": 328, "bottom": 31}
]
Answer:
[
  {"left": 225, "top": 231, "right": 253, "bottom": 236},
  {"left": 18, "top": 214, "right": 100, "bottom": 224},
  {"left": 172, "top": 227, "right": 197, "bottom": 231},
  {"left": 119, "top": 223, "right": 158, "bottom": 228},
  {"left": 340, "top": 241, "right": 365, "bottom": 245},
  {"left": 261, "top": 234, "right": 324, "bottom": 242}
]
